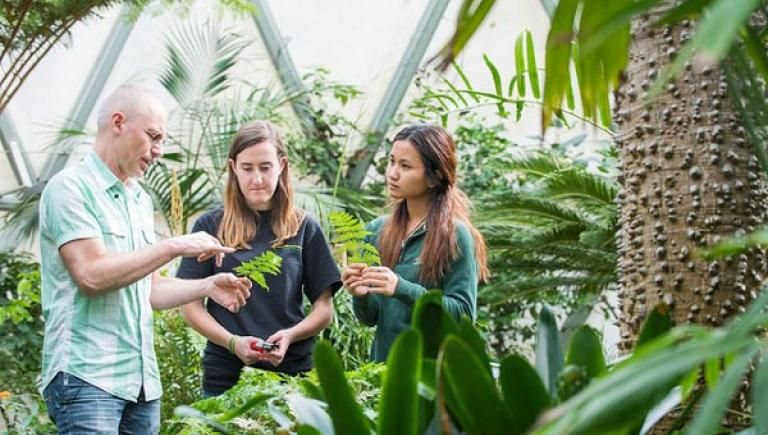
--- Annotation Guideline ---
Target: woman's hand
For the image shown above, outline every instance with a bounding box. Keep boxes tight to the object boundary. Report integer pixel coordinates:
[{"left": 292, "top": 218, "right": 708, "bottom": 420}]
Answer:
[
  {"left": 262, "top": 329, "right": 294, "bottom": 367},
  {"left": 232, "top": 335, "right": 270, "bottom": 365},
  {"left": 342, "top": 263, "right": 368, "bottom": 297},
  {"left": 359, "top": 266, "right": 399, "bottom": 297}
]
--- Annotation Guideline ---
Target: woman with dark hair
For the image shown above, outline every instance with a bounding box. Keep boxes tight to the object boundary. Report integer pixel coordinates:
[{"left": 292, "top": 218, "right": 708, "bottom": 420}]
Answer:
[
  {"left": 342, "top": 124, "right": 489, "bottom": 362},
  {"left": 178, "top": 120, "right": 341, "bottom": 396}
]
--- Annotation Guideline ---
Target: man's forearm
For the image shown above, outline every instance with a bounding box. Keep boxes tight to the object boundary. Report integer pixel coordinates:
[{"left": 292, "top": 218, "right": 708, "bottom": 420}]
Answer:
[
  {"left": 150, "top": 275, "right": 212, "bottom": 310},
  {"left": 72, "top": 240, "right": 177, "bottom": 296}
]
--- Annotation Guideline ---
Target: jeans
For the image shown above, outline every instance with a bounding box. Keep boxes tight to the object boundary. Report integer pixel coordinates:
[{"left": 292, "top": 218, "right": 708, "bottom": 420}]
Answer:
[{"left": 43, "top": 372, "right": 160, "bottom": 435}]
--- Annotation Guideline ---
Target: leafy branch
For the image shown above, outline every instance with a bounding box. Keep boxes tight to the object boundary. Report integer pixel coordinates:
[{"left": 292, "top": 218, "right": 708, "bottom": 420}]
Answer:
[
  {"left": 233, "top": 250, "right": 282, "bottom": 292},
  {"left": 328, "top": 211, "right": 380, "bottom": 266}
]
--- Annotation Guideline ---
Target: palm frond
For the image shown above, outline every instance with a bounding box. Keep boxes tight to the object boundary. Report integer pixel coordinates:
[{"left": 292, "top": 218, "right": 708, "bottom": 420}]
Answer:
[
  {"left": 160, "top": 19, "right": 247, "bottom": 104},
  {"left": 0, "top": 189, "right": 40, "bottom": 250},
  {"left": 543, "top": 168, "right": 618, "bottom": 207}
]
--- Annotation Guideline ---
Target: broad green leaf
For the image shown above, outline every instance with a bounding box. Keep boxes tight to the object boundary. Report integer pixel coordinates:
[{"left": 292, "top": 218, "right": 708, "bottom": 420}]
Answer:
[
  {"left": 412, "top": 292, "right": 459, "bottom": 358},
  {"left": 441, "top": 336, "right": 509, "bottom": 434},
  {"left": 457, "top": 317, "right": 492, "bottom": 375},
  {"left": 685, "top": 349, "right": 758, "bottom": 435},
  {"left": 535, "top": 305, "right": 564, "bottom": 396},
  {"left": 741, "top": 26, "right": 768, "bottom": 85},
  {"left": 635, "top": 303, "right": 673, "bottom": 349},
  {"left": 501, "top": 354, "right": 552, "bottom": 434},
  {"left": 565, "top": 326, "right": 606, "bottom": 378},
  {"left": 753, "top": 353, "right": 768, "bottom": 435},
  {"left": 314, "top": 340, "right": 370, "bottom": 435},
  {"left": 285, "top": 394, "right": 334, "bottom": 435},
  {"left": 379, "top": 330, "right": 422, "bottom": 435},
  {"left": 526, "top": 30, "right": 541, "bottom": 98}
]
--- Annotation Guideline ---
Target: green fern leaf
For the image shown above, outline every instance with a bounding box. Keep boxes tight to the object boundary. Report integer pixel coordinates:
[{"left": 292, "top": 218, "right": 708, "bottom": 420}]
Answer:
[
  {"left": 233, "top": 250, "right": 283, "bottom": 292},
  {"left": 329, "top": 211, "right": 381, "bottom": 266}
]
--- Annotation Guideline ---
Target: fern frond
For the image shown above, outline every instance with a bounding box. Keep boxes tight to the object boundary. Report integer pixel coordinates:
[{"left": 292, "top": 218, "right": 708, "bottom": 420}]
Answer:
[
  {"left": 329, "top": 211, "right": 380, "bottom": 266},
  {"left": 233, "top": 250, "right": 283, "bottom": 291}
]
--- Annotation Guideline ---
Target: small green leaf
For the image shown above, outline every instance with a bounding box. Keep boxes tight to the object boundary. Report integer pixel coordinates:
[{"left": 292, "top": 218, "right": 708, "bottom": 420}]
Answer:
[
  {"left": 515, "top": 33, "right": 527, "bottom": 97},
  {"left": 526, "top": 30, "right": 541, "bottom": 99},
  {"left": 535, "top": 305, "right": 564, "bottom": 397},
  {"left": 636, "top": 303, "right": 674, "bottom": 349},
  {"left": 704, "top": 358, "right": 721, "bottom": 390},
  {"left": 565, "top": 326, "right": 606, "bottom": 379}
]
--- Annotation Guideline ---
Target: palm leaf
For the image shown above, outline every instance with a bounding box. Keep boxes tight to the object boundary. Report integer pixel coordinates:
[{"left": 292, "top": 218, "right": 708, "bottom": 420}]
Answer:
[{"left": 160, "top": 19, "right": 247, "bottom": 104}]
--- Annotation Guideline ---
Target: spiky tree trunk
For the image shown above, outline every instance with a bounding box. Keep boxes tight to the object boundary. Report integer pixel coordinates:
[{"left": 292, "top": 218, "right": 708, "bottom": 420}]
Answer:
[
  {"left": 614, "top": 11, "right": 768, "bottom": 430},
  {"left": 614, "top": 13, "right": 767, "bottom": 356}
]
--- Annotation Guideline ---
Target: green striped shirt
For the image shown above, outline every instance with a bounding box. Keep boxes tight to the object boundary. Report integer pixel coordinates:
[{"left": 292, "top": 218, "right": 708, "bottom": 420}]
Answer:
[{"left": 39, "top": 151, "right": 161, "bottom": 401}]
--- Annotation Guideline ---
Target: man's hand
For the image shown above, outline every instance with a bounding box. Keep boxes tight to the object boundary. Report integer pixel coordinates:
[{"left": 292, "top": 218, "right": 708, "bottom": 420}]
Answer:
[
  {"left": 165, "top": 232, "right": 235, "bottom": 267},
  {"left": 207, "top": 273, "right": 251, "bottom": 312}
]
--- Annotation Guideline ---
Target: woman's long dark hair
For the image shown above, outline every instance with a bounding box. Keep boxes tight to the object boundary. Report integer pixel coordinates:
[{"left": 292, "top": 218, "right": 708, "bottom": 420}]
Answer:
[
  {"left": 379, "top": 124, "right": 489, "bottom": 284},
  {"left": 218, "top": 120, "right": 304, "bottom": 249}
]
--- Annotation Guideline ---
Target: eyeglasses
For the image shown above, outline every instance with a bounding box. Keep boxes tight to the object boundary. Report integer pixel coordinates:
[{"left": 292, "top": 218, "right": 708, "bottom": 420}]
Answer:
[{"left": 144, "top": 129, "right": 164, "bottom": 147}]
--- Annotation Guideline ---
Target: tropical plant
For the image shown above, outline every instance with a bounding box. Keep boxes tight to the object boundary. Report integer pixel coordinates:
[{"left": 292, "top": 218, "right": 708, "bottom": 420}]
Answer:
[
  {"left": 172, "top": 288, "right": 768, "bottom": 435},
  {"left": 469, "top": 140, "right": 618, "bottom": 354},
  {"left": 162, "top": 362, "right": 384, "bottom": 434}
]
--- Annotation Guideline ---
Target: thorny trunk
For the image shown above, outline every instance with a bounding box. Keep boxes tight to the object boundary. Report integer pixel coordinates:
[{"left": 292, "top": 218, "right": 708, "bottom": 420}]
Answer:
[{"left": 614, "top": 9, "right": 767, "bottom": 428}]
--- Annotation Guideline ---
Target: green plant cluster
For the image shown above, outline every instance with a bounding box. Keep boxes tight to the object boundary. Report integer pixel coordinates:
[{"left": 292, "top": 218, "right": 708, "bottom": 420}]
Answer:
[
  {"left": 233, "top": 250, "right": 282, "bottom": 292},
  {"left": 153, "top": 309, "right": 206, "bottom": 425},
  {"left": 163, "top": 362, "right": 384, "bottom": 434},
  {"left": 0, "top": 252, "right": 43, "bottom": 395}
]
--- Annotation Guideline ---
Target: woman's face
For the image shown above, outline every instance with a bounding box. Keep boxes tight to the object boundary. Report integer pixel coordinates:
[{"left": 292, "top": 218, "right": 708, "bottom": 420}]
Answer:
[
  {"left": 230, "top": 141, "right": 286, "bottom": 211},
  {"left": 386, "top": 139, "right": 431, "bottom": 202}
]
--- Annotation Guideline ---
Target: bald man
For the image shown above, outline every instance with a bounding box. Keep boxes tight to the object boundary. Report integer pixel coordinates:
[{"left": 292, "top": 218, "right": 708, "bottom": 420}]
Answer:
[{"left": 39, "top": 85, "right": 251, "bottom": 434}]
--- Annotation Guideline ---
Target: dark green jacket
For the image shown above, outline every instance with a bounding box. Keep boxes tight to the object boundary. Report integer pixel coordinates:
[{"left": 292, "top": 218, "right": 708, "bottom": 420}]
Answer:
[{"left": 352, "top": 216, "right": 479, "bottom": 362}]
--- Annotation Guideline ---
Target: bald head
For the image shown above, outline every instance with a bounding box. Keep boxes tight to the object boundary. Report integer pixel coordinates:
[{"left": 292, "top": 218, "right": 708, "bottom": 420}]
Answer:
[{"left": 97, "top": 84, "right": 167, "bottom": 133}]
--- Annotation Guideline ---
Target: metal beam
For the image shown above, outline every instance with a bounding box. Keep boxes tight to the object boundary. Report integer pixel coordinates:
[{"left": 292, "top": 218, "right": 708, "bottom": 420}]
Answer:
[
  {"left": 249, "top": 0, "right": 315, "bottom": 137},
  {"left": 347, "top": 0, "right": 451, "bottom": 188},
  {"left": 0, "top": 112, "right": 35, "bottom": 186},
  {"left": 37, "top": 4, "right": 135, "bottom": 182}
]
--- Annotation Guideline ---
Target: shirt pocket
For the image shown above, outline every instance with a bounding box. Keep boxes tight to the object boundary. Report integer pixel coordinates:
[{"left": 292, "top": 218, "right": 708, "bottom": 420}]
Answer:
[{"left": 100, "top": 221, "right": 129, "bottom": 252}]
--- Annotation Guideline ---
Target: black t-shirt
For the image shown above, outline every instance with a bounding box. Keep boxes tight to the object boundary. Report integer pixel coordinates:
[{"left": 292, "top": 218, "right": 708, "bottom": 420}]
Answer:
[{"left": 176, "top": 208, "right": 342, "bottom": 394}]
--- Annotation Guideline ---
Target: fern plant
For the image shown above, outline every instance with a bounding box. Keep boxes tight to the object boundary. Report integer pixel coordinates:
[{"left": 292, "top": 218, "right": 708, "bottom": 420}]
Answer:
[
  {"left": 233, "top": 250, "right": 282, "bottom": 292},
  {"left": 328, "top": 211, "right": 380, "bottom": 266}
]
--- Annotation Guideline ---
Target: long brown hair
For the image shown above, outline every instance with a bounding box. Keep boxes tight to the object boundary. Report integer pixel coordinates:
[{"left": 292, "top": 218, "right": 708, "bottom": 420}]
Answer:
[
  {"left": 218, "top": 120, "right": 304, "bottom": 249},
  {"left": 379, "top": 124, "right": 489, "bottom": 284}
]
